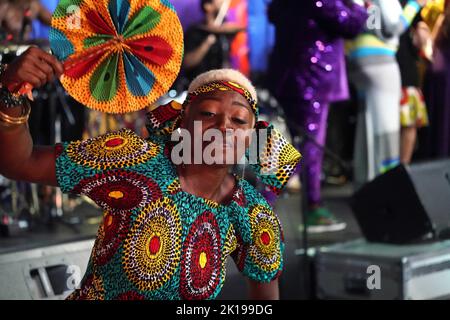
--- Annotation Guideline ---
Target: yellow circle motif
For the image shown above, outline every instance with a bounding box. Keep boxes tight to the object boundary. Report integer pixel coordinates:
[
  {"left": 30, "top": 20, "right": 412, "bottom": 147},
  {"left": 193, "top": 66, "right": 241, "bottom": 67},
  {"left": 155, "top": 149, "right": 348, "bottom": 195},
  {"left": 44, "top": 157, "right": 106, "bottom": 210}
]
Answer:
[
  {"left": 66, "top": 129, "right": 159, "bottom": 170},
  {"left": 259, "top": 128, "right": 301, "bottom": 187},
  {"left": 122, "top": 197, "right": 181, "bottom": 291},
  {"left": 108, "top": 191, "right": 124, "bottom": 199},
  {"left": 248, "top": 205, "right": 281, "bottom": 272},
  {"left": 199, "top": 252, "right": 208, "bottom": 269}
]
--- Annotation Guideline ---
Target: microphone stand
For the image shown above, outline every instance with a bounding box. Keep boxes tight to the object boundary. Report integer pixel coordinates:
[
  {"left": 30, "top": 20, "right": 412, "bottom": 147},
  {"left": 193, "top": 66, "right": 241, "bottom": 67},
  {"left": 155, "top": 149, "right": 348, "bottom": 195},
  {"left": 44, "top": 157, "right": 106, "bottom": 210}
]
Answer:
[{"left": 260, "top": 93, "right": 351, "bottom": 299}]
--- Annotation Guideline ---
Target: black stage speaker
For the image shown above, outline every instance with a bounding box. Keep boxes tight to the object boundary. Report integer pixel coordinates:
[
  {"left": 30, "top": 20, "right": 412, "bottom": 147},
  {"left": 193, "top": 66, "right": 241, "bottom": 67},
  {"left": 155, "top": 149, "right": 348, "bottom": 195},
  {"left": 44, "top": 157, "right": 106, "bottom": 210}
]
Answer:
[{"left": 351, "top": 159, "right": 450, "bottom": 244}]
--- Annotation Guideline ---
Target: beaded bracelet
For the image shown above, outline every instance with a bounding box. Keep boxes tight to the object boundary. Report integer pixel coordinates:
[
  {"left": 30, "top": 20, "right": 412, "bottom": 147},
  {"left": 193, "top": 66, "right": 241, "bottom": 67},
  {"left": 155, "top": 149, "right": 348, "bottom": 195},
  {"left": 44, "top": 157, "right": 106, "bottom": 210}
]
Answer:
[
  {"left": 0, "top": 64, "right": 27, "bottom": 108},
  {"left": 0, "top": 63, "right": 6, "bottom": 79}
]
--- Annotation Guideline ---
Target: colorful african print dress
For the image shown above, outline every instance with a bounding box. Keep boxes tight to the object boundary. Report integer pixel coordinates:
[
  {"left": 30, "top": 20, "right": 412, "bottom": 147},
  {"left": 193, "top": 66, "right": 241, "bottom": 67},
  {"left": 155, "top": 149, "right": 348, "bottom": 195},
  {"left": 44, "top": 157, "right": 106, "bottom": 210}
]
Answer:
[{"left": 55, "top": 129, "right": 285, "bottom": 300}]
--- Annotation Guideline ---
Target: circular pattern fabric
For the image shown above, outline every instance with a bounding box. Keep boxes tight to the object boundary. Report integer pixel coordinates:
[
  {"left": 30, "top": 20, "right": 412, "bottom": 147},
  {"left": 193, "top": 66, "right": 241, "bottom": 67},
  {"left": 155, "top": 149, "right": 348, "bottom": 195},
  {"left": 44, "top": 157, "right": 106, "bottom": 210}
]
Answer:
[
  {"left": 180, "top": 211, "right": 222, "bottom": 300},
  {"left": 166, "top": 178, "right": 181, "bottom": 195},
  {"left": 66, "top": 129, "right": 159, "bottom": 170},
  {"left": 67, "top": 274, "right": 105, "bottom": 300},
  {"left": 122, "top": 197, "right": 181, "bottom": 291},
  {"left": 93, "top": 210, "right": 132, "bottom": 265},
  {"left": 223, "top": 224, "right": 237, "bottom": 258},
  {"left": 72, "top": 170, "right": 162, "bottom": 213},
  {"left": 221, "top": 224, "right": 237, "bottom": 282},
  {"left": 114, "top": 291, "right": 146, "bottom": 300},
  {"left": 50, "top": 0, "right": 183, "bottom": 113},
  {"left": 248, "top": 205, "right": 281, "bottom": 273},
  {"left": 230, "top": 233, "right": 246, "bottom": 272},
  {"left": 260, "top": 129, "right": 300, "bottom": 186}
]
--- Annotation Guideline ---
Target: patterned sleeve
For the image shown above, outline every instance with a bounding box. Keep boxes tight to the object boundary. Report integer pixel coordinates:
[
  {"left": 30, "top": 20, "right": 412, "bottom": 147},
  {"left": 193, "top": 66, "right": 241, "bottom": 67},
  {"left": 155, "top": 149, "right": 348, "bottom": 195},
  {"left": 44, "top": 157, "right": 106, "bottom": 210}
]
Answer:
[
  {"left": 54, "top": 128, "right": 159, "bottom": 195},
  {"left": 248, "top": 122, "right": 301, "bottom": 197},
  {"left": 230, "top": 194, "right": 285, "bottom": 283}
]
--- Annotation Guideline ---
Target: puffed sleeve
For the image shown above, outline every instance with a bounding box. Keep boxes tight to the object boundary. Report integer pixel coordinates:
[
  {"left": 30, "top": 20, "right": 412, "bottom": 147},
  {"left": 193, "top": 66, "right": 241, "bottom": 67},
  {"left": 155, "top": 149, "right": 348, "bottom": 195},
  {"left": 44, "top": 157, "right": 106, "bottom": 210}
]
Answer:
[
  {"left": 229, "top": 185, "right": 285, "bottom": 283},
  {"left": 54, "top": 128, "right": 160, "bottom": 195},
  {"left": 248, "top": 121, "right": 301, "bottom": 197}
]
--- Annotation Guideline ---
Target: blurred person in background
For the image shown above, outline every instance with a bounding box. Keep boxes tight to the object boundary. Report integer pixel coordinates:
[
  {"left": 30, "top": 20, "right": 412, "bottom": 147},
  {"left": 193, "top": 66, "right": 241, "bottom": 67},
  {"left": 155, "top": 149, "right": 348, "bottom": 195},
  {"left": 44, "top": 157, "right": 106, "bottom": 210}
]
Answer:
[
  {"left": 0, "top": 0, "right": 52, "bottom": 42},
  {"left": 397, "top": 0, "right": 432, "bottom": 164},
  {"left": 181, "top": 0, "right": 245, "bottom": 88},
  {"left": 268, "top": 0, "right": 368, "bottom": 233},
  {"left": 347, "top": 0, "right": 428, "bottom": 190},
  {"left": 419, "top": 0, "right": 450, "bottom": 158}
]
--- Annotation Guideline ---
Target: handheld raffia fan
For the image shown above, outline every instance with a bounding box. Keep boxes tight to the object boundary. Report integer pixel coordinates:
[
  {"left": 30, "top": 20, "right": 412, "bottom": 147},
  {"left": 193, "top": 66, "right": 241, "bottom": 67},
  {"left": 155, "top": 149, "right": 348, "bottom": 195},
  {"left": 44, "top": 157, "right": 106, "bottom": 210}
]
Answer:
[{"left": 46, "top": 0, "right": 183, "bottom": 114}]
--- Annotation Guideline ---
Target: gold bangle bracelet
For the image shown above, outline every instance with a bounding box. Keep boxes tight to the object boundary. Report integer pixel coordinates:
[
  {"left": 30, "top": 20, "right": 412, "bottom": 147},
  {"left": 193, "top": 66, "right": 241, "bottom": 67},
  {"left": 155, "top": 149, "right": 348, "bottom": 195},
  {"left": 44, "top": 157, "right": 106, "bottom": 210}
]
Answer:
[
  {"left": 0, "top": 109, "right": 28, "bottom": 124},
  {"left": 0, "top": 119, "right": 20, "bottom": 130},
  {"left": 0, "top": 102, "right": 29, "bottom": 119},
  {"left": 0, "top": 100, "right": 31, "bottom": 125}
]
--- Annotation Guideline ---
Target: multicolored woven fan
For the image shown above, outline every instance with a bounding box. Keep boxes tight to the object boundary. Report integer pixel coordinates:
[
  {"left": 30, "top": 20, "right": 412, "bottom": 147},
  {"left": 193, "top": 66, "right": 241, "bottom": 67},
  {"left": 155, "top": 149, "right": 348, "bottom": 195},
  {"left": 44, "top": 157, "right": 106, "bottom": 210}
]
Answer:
[{"left": 49, "top": 0, "right": 184, "bottom": 114}]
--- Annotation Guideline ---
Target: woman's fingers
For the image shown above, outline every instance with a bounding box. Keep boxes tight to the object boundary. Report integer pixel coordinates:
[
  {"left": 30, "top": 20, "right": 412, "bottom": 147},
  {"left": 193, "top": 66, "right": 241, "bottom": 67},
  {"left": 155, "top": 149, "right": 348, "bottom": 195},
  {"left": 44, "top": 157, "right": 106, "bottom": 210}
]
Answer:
[
  {"left": 35, "top": 49, "right": 64, "bottom": 77},
  {"left": 1, "top": 47, "right": 64, "bottom": 91},
  {"left": 20, "top": 72, "right": 44, "bottom": 88},
  {"left": 26, "top": 70, "right": 46, "bottom": 88},
  {"left": 30, "top": 56, "right": 56, "bottom": 83},
  {"left": 27, "top": 48, "right": 62, "bottom": 82},
  {"left": 20, "top": 56, "right": 48, "bottom": 88}
]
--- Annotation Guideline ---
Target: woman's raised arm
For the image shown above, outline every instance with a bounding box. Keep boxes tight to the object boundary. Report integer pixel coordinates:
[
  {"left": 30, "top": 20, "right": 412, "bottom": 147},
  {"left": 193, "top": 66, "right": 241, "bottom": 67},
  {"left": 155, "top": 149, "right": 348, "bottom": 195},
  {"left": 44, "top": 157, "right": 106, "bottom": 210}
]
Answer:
[{"left": 0, "top": 47, "right": 64, "bottom": 186}]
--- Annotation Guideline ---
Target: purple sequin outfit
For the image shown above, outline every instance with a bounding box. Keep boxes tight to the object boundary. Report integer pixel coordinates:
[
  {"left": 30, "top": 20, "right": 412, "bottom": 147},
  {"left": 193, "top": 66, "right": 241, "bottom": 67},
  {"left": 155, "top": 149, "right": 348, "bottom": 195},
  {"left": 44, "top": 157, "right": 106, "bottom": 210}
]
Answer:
[{"left": 268, "top": 0, "right": 367, "bottom": 206}]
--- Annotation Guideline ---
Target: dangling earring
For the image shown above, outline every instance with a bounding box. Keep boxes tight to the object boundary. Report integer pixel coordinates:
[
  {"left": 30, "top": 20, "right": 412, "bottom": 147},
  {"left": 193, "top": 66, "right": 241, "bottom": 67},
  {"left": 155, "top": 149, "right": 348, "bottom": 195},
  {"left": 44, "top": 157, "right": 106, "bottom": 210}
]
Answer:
[{"left": 240, "top": 160, "right": 246, "bottom": 194}]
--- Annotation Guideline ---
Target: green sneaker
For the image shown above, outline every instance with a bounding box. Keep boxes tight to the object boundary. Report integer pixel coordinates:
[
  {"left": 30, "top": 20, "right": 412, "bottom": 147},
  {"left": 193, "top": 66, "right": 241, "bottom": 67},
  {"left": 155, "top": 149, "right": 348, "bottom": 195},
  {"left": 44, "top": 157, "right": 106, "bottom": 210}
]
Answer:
[{"left": 300, "top": 207, "right": 347, "bottom": 233}]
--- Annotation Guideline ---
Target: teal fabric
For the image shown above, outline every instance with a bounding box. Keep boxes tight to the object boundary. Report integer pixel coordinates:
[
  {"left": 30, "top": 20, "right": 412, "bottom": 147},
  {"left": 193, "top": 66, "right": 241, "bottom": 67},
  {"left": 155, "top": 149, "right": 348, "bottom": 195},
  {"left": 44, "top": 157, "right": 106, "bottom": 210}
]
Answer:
[{"left": 55, "top": 129, "right": 284, "bottom": 300}]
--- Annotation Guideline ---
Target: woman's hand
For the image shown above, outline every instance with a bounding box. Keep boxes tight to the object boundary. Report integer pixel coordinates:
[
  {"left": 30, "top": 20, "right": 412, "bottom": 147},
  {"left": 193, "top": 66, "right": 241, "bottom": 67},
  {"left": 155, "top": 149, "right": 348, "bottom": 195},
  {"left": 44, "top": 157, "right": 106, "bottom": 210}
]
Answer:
[{"left": 1, "top": 47, "right": 64, "bottom": 92}]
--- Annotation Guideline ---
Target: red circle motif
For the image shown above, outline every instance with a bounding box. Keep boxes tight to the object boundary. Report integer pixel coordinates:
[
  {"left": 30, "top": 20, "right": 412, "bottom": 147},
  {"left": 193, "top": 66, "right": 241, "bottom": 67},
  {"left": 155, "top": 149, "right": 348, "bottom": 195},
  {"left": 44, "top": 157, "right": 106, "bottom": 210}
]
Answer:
[
  {"left": 73, "top": 170, "right": 163, "bottom": 213},
  {"left": 260, "top": 231, "right": 271, "bottom": 246},
  {"left": 149, "top": 236, "right": 161, "bottom": 255},
  {"left": 105, "top": 138, "right": 124, "bottom": 148},
  {"left": 180, "top": 211, "right": 222, "bottom": 300}
]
